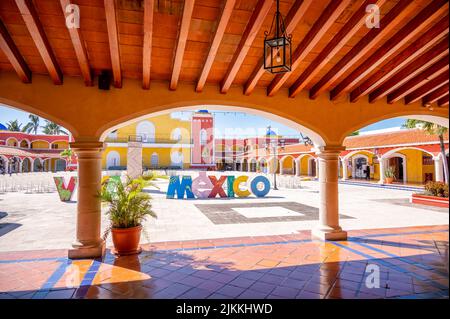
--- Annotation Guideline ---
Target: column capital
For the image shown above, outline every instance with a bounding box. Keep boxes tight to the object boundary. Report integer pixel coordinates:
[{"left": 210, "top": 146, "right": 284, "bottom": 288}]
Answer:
[
  {"left": 70, "top": 141, "right": 104, "bottom": 151},
  {"left": 70, "top": 141, "right": 103, "bottom": 156},
  {"left": 316, "top": 145, "right": 345, "bottom": 159}
]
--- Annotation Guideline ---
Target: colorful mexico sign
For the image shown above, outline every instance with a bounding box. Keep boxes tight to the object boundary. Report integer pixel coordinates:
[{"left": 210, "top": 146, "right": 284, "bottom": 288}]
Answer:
[{"left": 167, "top": 172, "right": 271, "bottom": 199}]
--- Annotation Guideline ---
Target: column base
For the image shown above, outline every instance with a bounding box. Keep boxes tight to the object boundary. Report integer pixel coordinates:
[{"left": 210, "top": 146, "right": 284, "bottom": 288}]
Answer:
[
  {"left": 312, "top": 226, "right": 347, "bottom": 241},
  {"left": 68, "top": 241, "right": 105, "bottom": 259}
]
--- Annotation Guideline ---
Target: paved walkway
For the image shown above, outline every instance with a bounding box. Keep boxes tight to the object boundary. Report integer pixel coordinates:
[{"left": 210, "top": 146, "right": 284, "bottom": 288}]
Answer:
[
  {"left": 0, "top": 180, "right": 448, "bottom": 251},
  {"left": 0, "top": 225, "right": 448, "bottom": 299}
]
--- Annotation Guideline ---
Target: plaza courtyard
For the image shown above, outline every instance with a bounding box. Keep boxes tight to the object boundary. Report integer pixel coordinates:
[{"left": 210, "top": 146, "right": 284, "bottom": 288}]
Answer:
[{"left": 0, "top": 176, "right": 448, "bottom": 299}]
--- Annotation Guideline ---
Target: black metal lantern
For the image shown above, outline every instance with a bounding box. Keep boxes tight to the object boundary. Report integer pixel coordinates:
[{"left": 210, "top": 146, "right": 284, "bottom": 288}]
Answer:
[{"left": 264, "top": 0, "right": 292, "bottom": 74}]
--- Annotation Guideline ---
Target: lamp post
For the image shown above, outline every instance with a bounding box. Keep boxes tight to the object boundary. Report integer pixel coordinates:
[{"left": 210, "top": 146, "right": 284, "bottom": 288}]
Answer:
[{"left": 265, "top": 126, "right": 285, "bottom": 190}]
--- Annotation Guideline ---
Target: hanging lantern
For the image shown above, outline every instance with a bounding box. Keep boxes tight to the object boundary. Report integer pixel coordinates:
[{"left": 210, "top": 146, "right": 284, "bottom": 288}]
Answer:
[{"left": 264, "top": 0, "right": 292, "bottom": 74}]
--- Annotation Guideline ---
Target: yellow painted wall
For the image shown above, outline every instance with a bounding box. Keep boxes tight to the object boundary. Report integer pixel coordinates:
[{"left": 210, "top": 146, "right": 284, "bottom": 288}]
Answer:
[
  {"left": 31, "top": 140, "right": 50, "bottom": 149},
  {"left": 102, "top": 146, "right": 190, "bottom": 169},
  {"left": 397, "top": 149, "right": 428, "bottom": 184},
  {"left": 113, "top": 113, "right": 191, "bottom": 141},
  {"left": 103, "top": 114, "right": 192, "bottom": 170},
  {"left": 281, "top": 156, "right": 294, "bottom": 174},
  {"left": 7, "top": 138, "right": 18, "bottom": 146},
  {"left": 348, "top": 151, "right": 376, "bottom": 179},
  {"left": 300, "top": 155, "right": 314, "bottom": 175},
  {"left": 52, "top": 141, "right": 68, "bottom": 149}
]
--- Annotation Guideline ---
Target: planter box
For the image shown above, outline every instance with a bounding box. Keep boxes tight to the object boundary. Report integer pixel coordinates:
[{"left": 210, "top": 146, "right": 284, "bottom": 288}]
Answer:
[{"left": 410, "top": 194, "right": 449, "bottom": 208}]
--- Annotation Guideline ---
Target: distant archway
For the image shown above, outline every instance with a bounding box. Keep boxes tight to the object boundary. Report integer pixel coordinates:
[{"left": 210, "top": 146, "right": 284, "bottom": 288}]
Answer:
[
  {"left": 106, "top": 151, "right": 120, "bottom": 169},
  {"left": 136, "top": 121, "right": 155, "bottom": 143}
]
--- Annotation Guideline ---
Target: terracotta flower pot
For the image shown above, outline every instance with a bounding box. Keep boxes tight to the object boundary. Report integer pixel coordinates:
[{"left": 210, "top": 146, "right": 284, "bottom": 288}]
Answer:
[
  {"left": 111, "top": 225, "right": 142, "bottom": 255},
  {"left": 384, "top": 177, "right": 394, "bottom": 184}
]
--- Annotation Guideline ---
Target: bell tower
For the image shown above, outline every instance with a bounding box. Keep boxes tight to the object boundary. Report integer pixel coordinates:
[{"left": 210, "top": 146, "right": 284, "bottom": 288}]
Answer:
[{"left": 191, "top": 110, "right": 215, "bottom": 169}]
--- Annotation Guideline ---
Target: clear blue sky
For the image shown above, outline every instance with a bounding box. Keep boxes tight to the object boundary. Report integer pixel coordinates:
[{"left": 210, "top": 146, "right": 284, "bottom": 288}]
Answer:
[{"left": 1, "top": 104, "right": 405, "bottom": 136}]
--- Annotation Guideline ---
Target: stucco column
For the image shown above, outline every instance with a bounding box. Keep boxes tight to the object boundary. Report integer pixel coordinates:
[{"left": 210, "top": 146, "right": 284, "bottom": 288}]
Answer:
[
  {"left": 378, "top": 157, "right": 385, "bottom": 184},
  {"left": 127, "top": 141, "right": 143, "bottom": 179},
  {"left": 295, "top": 159, "right": 301, "bottom": 176},
  {"left": 315, "top": 158, "right": 319, "bottom": 179},
  {"left": 280, "top": 160, "right": 284, "bottom": 175},
  {"left": 68, "top": 141, "right": 105, "bottom": 259},
  {"left": 434, "top": 156, "right": 444, "bottom": 182},
  {"left": 341, "top": 158, "right": 348, "bottom": 181},
  {"left": 312, "top": 146, "right": 347, "bottom": 241}
]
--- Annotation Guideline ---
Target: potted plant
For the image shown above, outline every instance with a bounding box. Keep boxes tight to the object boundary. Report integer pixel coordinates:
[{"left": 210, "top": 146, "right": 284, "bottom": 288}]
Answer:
[
  {"left": 100, "top": 175, "right": 157, "bottom": 255},
  {"left": 384, "top": 166, "right": 396, "bottom": 184}
]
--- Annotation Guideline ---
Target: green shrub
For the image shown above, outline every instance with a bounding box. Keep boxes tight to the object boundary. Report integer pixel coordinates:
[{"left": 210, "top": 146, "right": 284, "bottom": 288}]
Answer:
[{"left": 424, "top": 181, "right": 449, "bottom": 198}]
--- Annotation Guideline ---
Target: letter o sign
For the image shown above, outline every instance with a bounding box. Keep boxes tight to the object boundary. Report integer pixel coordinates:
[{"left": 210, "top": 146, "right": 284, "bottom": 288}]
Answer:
[{"left": 250, "top": 176, "right": 270, "bottom": 197}]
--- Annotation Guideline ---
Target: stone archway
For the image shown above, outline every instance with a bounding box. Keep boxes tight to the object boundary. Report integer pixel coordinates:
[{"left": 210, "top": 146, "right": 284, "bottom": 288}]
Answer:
[
  {"left": 280, "top": 155, "right": 295, "bottom": 175},
  {"left": 21, "top": 157, "right": 32, "bottom": 173}
]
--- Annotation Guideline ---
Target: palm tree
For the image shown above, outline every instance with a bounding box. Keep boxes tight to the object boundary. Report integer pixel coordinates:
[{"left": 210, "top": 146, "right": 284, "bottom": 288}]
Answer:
[
  {"left": 6, "top": 120, "right": 22, "bottom": 131},
  {"left": 60, "top": 148, "right": 74, "bottom": 165},
  {"left": 403, "top": 119, "right": 448, "bottom": 183},
  {"left": 41, "top": 120, "right": 68, "bottom": 135},
  {"left": 22, "top": 114, "right": 40, "bottom": 134}
]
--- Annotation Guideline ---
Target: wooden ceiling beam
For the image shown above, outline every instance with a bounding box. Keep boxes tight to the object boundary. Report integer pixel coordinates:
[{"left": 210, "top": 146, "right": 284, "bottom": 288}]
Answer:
[
  {"left": 0, "top": 19, "right": 31, "bottom": 83},
  {"left": 15, "top": 0, "right": 62, "bottom": 85},
  {"left": 331, "top": 0, "right": 449, "bottom": 101},
  {"left": 196, "top": 0, "right": 236, "bottom": 93},
  {"left": 404, "top": 73, "right": 449, "bottom": 105},
  {"left": 309, "top": 0, "right": 416, "bottom": 100},
  {"left": 422, "top": 83, "right": 449, "bottom": 105},
  {"left": 437, "top": 94, "right": 449, "bottom": 106},
  {"left": 267, "top": 0, "right": 351, "bottom": 97},
  {"left": 220, "top": 0, "right": 272, "bottom": 94},
  {"left": 142, "top": 0, "right": 154, "bottom": 90},
  {"left": 288, "top": 0, "right": 387, "bottom": 98},
  {"left": 387, "top": 55, "right": 449, "bottom": 104},
  {"left": 369, "top": 36, "right": 448, "bottom": 103},
  {"left": 170, "top": 0, "right": 195, "bottom": 91},
  {"left": 60, "top": 0, "right": 92, "bottom": 86},
  {"left": 243, "top": 0, "right": 313, "bottom": 96},
  {"left": 104, "top": 0, "right": 122, "bottom": 88},
  {"left": 351, "top": 15, "right": 449, "bottom": 102}
]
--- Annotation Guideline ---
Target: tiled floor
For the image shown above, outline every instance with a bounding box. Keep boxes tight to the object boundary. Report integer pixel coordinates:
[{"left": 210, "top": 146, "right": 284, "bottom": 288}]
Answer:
[{"left": 0, "top": 225, "right": 448, "bottom": 299}]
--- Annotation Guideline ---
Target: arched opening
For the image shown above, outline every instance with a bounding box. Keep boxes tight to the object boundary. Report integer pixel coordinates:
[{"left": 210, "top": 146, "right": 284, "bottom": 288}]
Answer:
[
  {"left": 31, "top": 140, "right": 50, "bottom": 149},
  {"left": 0, "top": 155, "right": 8, "bottom": 174},
  {"left": 20, "top": 139, "right": 30, "bottom": 148},
  {"left": 51, "top": 141, "right": 69, "bottom": 150},
  {"left": 136, "top": 121, "right": 155, "bottom": 143},
  {"left": 21, "top": 157, "right": 32, "bottom": 172},
  {"left": 42, "top": 158, "right": 52, "bottom": 172},
  {"left": 308, "top": 157, "right": 316, "bottom": 177},
  {"left": 280, "top": 155, "right": 295, "bottom": 175},
  {"left": 297, "top": 154, "right": 315, "bottom": 176},
  {"left": 352, "top": 154, "right": 369, "bottom": 180},
  {"left": 382, "top": 148, "right": 438, "bottom": 184},
  {"left": 249, "top": 158, "right": 257, "bottom": 172},
  {"left": 151, "top": 152, "right": 159, "bottom": 168},
  {"left": 170, "top": 150, "right": 184, "bottom": 168},
  {"left": 242, "top": 159, "right": 248, "bottom": 172},
  {"left": 106, "top": 151, "right": 121, "bottom": 169},
  {"left": 6, "top": 137, "right": 18, "bottom": 147},
  {"left": 259, "top": 158, "right": 268, "bottom": 173},
  {"left": 170, "top": 128, "right": 182, "bottom": 141},
  {"left": 33, "top": 158, "right": 43, "bottom": 172},
  {"left": 9, "top": 156, "right": 21, "bottom": 173},
  {"left": 55, "top": 159, "right": 67, "bottom": 172},
  {"left": 200, "top": 129, "right": 207, "bottom": 146}
]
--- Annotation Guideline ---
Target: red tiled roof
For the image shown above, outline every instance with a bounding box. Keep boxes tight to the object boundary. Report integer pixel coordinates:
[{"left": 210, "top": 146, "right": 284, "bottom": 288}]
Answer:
[
  {"left": 343, "top": 129, "right": 449, "bottom": 149},
  {"left": 0, "top": 131, "right": 71, "bottom": 143},
  {"left": 0, "top": 146, "right": 62, "bottom": 159}
]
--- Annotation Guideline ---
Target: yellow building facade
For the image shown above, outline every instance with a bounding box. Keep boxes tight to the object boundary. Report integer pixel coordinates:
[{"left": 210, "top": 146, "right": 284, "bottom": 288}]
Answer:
[{"left": 102, "top": 114, "right": 192, "bottom": 170}]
